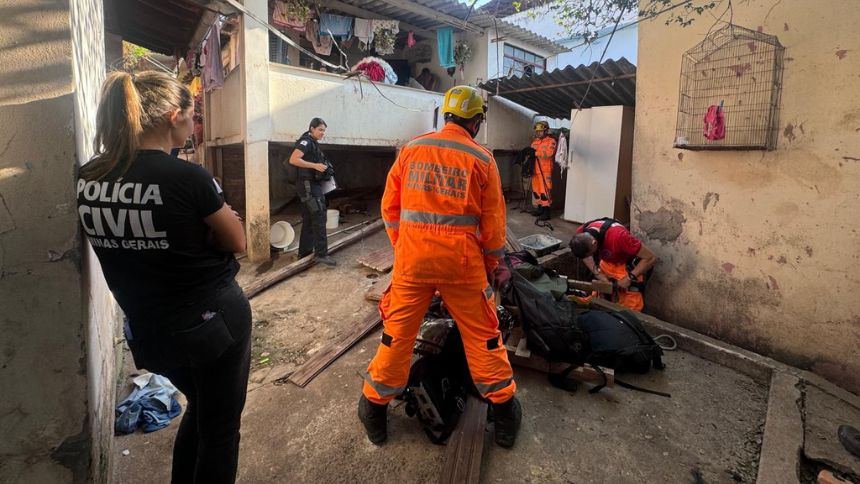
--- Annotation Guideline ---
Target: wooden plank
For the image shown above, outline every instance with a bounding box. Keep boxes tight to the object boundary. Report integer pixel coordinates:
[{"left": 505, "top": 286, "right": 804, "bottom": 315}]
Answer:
[
  {"left": 505, "top": 225, "right": 523, "bottom": 252},
  {"left": 357, "top": 246, "right": 395, "bottom": 273},
  {"left": 364, "top": 272, "right": 392, "bottom": 302},
  {"left": 438, "top": 395, "right": 488, "bottom": 484},
  {"left": 508, "top": 350, "right": 614, "bottom": 388},
  {"left": 567, "top": 277, "right": 614, "bottom": 295},
  {"left": 287, "top": 310, "right": 382, "bottom": 387},
  {"left": 536, "top": 246, "right": 570, "bottom": 265},
  {"left": 243, "top": 218, "right": 384, "bottom": 299}
]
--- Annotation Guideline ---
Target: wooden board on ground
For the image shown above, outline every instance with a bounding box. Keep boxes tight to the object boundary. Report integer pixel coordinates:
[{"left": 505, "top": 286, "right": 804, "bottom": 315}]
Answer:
[
  {"left": 567, "top": 277, "right": 614, "bottom": 295},
  {"left": 287, "top": 310, "right": 382, "bottom": 387},
  {"left": 505, "top": 329, "right": 613, "bottom": 388},
  {"left": 357, "top": 245, "right": 394, "bottom": 273},
  {"left": 537, "top": 246, "right": 570, "bottom": 264},
  {"left": 243, "top": 218, "right": 384, "bottom": 299},
  {"left": 438, "top": 395, "right": 488, "bottom": 484},
  {"left": 364, "top": 272, "right": 392, "bottom": 302},
  {"left": 505, "top": 225, "right": 523, "bottom": 252}
]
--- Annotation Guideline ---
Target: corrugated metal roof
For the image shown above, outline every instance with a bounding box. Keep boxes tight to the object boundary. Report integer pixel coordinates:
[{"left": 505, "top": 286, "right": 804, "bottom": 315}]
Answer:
[
  {"left": 328, "top": 0, "right": 567, "bottom": 54},
  {"left": 478, "top": 57, "right": 636, "bottom": 119}
]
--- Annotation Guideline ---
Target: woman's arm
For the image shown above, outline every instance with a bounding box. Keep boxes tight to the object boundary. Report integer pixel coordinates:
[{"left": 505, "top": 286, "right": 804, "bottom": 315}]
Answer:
[
  {"left": 288, "top": 148, "right": 327, "bottom": 172},
  {"left": 204, "top": 203, "right": 246, "bottom": 253}
]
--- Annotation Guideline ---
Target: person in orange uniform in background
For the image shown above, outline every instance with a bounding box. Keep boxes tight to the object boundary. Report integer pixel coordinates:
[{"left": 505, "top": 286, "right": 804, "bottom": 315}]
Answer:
[
  {"left": 359, "top": 85, "right": 521, "bottom": 448},
  {"left": 569, "top": 218, "right": 658, "bottom": 311},
  {"left": 530, "top": 120, "right": 556, "bottom": 221}
]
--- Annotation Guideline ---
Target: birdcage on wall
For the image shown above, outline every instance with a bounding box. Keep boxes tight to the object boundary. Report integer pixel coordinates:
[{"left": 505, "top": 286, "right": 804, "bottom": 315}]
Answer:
[{"left": 674, "top": 24, "right": 784, "bottom": 150}]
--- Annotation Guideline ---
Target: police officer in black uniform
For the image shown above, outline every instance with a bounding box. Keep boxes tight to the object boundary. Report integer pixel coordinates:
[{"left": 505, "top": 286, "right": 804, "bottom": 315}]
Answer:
[{"left": 288, "top": 117, "right": 337, "bottom": 266}]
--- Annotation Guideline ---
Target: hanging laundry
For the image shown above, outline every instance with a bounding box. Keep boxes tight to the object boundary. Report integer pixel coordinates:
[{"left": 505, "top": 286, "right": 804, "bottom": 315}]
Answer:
[
  {"left": 703, "top": 104, "right": 726, "bottom": 141},
  {"left": 189, "top": 76, "right": 203, "bottom": 96},
  {"left": 370, "top": 19, "right": 400, "bottom": 35},
  {"left": 202, "top": 22, "right": 224, "bottom": 92},
  {"left": 353, "top": 18, "right": 374, "bottom": 49},
  {"left": 555, "top": 132, "right": 569, "bottom": 172},
  {"left": 305, "top": 19, "right": 333, "bottom": 56},
  {"left": 371, "top": 19, "right": 399, "bottom": 55},
  {"left": 272, "top": 0, "right": 308, "bottom": 32},
  {"left": 436, "top": 27, "right": 455, "bottom": 69},
  {"left": 406, "top": 31, "right": 416, "bottom": 48},
  {"left": 319, "top": 13, "right": 353, "bottom": 39}
]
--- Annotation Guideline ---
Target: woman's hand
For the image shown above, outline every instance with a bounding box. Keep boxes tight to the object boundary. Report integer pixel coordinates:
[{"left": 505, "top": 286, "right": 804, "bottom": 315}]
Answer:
[{"left": 314, "top": 163, "right": 328, "bottom": 172}]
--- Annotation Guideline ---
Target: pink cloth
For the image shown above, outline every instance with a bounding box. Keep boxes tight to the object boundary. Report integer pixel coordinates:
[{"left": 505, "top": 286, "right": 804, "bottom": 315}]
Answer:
[
  {"left": 406, "top": 31, "right": 416, "bottom": 48},
  {"left": 354, "top": 61, "right": 385, "bottom": 82},
  {"left": 703, "top": 105, "right": 726, "bottom": 141}
]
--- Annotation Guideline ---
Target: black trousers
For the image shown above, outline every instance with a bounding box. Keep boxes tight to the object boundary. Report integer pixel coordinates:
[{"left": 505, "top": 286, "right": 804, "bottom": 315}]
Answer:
[
  {"left": 297, "top": 180, "right": 328, "bottom": 257},
  {"left": 162, "top": 282, "right": 252, "bottom": 484}
]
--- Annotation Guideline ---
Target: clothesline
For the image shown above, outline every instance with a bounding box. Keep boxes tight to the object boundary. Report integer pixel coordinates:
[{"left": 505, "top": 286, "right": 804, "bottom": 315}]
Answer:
[{"left": 223, "top": 0, "right": 347, "bottom": 72}]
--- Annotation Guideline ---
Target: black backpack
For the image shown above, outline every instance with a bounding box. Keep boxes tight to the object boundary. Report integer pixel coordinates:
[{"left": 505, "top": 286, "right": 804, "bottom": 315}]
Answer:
[
  {"left": 515, "top": 147, "right": 536, "bottom": 178},
  {"left": 502, "top": 253, "right": 588, "bottom": 390},
  {"left": 577, "top": 309, "right": 665, "bottom": 374},
  {"left": 399, "top": 305, "right": 472, "bottom": 445}
]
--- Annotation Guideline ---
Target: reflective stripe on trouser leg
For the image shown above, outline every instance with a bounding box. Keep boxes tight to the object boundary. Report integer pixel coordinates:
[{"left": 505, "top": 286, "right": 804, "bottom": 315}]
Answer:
[
  {"left": 362, "top": 280, "right": 436, "bottom": 404},
  {"left": 599, "top": 260, "right": 645, "bottom": 312},
  {"left": 437, "top": 282, "right": 516, "bottom": 404}
]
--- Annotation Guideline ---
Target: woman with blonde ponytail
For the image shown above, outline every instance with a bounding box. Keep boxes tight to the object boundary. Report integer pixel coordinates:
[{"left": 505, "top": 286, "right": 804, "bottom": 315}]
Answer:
[{"left": 78, "top": 71, "right": 250, "bottom": 484}]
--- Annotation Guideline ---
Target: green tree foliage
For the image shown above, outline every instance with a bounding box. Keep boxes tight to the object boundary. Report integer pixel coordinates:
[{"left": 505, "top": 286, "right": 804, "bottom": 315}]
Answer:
[{"left": 513, "top": 0, "right": 719, "bottom": 42}]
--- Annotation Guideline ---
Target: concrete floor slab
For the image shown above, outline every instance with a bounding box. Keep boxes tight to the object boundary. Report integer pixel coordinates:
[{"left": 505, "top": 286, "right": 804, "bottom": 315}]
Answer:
[{"left": 804, "top": 384, "right": 860, "bottom": 478}]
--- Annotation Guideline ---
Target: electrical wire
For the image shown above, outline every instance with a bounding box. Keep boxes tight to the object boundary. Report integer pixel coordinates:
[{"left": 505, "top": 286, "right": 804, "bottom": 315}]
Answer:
[
  {"left": 569, "top": 4, "right": 628, "bottom": 126},
  {"left": 349, "top": 73, "right": 437, "bottom": 113}
]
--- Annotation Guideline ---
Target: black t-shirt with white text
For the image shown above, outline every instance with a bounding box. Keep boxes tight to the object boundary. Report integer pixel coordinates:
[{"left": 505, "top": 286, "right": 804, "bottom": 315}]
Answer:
[{"left": 77, "top": 150, "right": 239, "bottom": 324}]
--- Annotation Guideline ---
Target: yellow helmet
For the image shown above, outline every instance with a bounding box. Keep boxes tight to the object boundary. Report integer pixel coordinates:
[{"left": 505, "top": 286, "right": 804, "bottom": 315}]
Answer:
[
  {"left": 534, "top": 121, "right": 549, "bottom": 132},
  {"left": 442, "top": 85, "right": 486, "bottom": 120}
]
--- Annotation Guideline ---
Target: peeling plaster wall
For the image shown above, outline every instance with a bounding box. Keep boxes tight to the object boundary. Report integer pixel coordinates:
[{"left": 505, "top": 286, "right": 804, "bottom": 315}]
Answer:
[
  {"left": 633, "top": 0, "right": 860, "bottom": 393},
  {"left": 0, "top": 0, "right": 113, "bottom": 482}
]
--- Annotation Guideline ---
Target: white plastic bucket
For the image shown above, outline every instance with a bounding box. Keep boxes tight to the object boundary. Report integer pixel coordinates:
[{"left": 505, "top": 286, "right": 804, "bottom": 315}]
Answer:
[
  {"left": 326, "top": 209, "right": 339, "bottom": 229},
  {"left": 269, "top": 221, "right": 295, "bottom": 249}
]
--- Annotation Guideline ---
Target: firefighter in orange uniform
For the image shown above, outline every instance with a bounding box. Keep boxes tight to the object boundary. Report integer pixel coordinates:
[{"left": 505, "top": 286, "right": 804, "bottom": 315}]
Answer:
[
  {"left": 530, "top": 121, "right": 556, "bottom": 221},
  {"left": 359, "top": 86, "right": 521, "bottom": 448}
]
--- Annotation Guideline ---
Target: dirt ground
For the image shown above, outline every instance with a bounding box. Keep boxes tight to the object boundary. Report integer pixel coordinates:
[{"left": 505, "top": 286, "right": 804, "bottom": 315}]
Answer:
[{"left": 113, "top": 206, "right": 771, "bottom": 483}]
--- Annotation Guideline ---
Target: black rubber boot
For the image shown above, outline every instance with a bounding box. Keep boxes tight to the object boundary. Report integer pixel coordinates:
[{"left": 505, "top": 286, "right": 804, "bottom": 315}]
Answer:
[
  {"left": 358, "top": 395, "right": 388, "bottom": 445},
  {"left": 838, "top": 425, "right": 860, "bottom": 457},
  {"left": 538, "top": 206, "right": 551, "bottom": 221},
  {"left": 492, "top": 396, "right": 522, "bottom": 448}
]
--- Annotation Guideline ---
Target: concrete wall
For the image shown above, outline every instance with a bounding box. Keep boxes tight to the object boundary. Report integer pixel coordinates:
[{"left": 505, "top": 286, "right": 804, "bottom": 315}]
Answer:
[
  {"left": 633, "top": 0, "right": 860, "bottom": 394},
  {"left": 268, "top": 63, "right": 444, "bottom": 147},
  {"left": 0, "top": 0, "right": 114, "bottom": 482},
  {"left": 207, "top": 68, "right": 244, "bottom": 144},
  {"left": 487, "top": 33, "right": 554, "bottom": 80},
  {"left": 550, "top": 23, "right": 638, "bottom": 70}
]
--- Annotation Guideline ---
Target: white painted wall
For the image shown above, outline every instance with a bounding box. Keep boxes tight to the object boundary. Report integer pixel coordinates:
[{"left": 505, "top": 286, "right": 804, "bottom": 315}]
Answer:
[
  {"left": 207, "top": 68, "right": 243, "bottom": 143},
  {"left": 483, "top": 95, "right": 539, "bottom": 150},
  {"left": 503, "top": 6, "right": 638, "bottom": 70},
  {"left": 269, "top": 64, "right": 444, "bottom": 146},
  {"left": 487, "top": 34, "right": 554, "bottom": 80},
  {"left": 564, "top": 105, "right": 631, "bottom": 223},
  {"left": 548, "top": 23, "right": 638, "bottom": 70}
]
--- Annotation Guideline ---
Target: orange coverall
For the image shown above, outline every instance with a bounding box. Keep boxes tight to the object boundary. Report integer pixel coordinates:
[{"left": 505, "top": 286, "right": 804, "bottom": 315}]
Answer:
[
  {"left": 362, "top": 123, "right": 516, "bottom": 405},
  {"left": 530, "top": 136, "right": 556, "bottom": 207}
]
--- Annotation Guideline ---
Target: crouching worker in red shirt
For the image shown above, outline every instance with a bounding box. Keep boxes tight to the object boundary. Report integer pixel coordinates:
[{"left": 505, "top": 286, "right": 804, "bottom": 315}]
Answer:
[{"left": 569, "top": 218, "right": 657, "bottom": 311}]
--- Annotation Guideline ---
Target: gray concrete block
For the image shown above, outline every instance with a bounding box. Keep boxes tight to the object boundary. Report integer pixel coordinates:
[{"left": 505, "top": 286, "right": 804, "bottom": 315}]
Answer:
[{"left": 756, "top": 372, "right": 803, "bottom": 484}]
